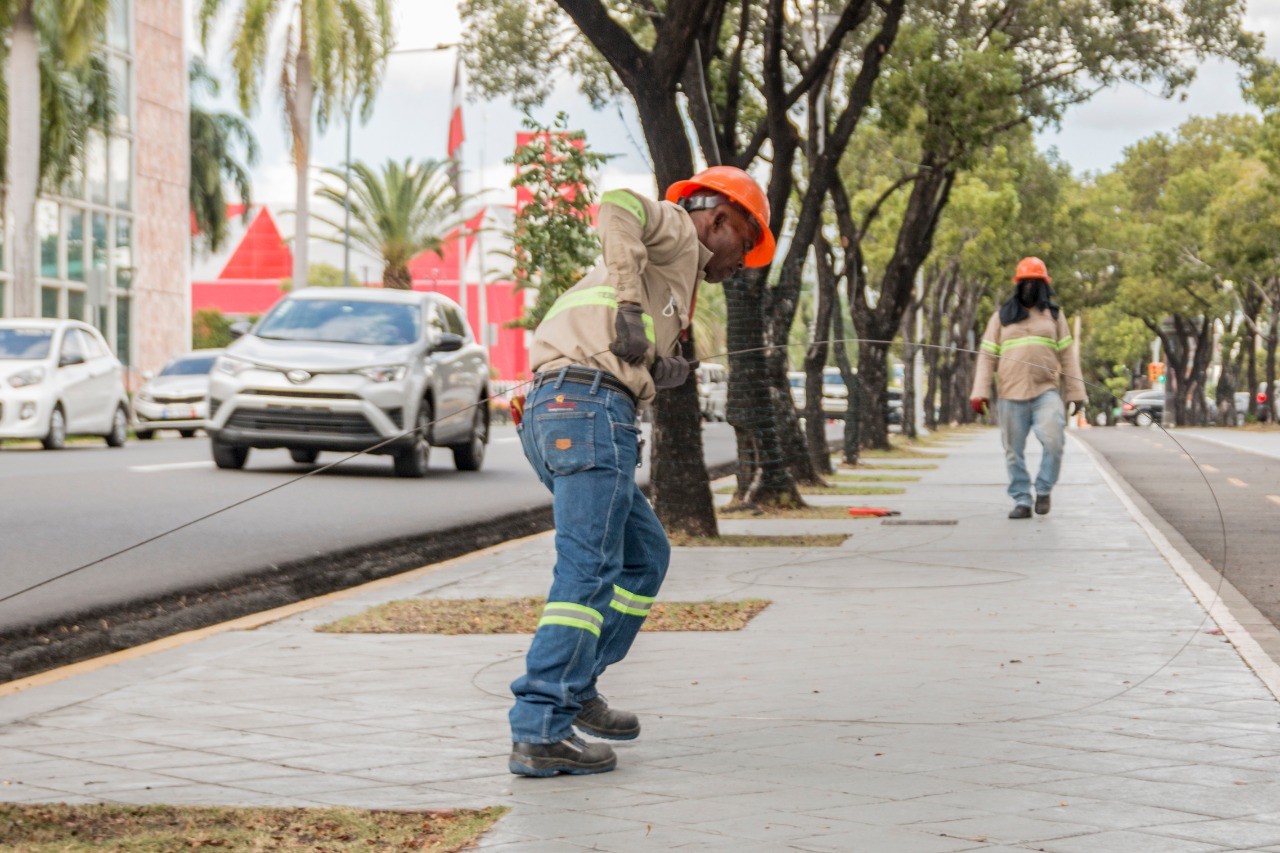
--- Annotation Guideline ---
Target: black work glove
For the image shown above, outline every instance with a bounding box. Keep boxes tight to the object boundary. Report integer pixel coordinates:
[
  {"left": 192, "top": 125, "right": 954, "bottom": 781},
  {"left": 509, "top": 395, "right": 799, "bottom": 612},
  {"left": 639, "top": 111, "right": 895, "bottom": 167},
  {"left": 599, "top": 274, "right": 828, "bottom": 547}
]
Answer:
[
  {"left": 651, "top": 356, "right": 699, "bottom": 390},
  {"left": 610, "top": 303, "right": 649, "bottom": 366}
]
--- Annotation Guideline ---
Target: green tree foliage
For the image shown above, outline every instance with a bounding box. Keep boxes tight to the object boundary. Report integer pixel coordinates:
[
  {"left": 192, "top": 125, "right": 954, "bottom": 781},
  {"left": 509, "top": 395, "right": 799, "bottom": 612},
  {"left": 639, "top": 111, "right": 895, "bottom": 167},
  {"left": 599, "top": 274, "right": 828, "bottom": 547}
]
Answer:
[
  {"left": 281, "top": 261, "right": 346, "bottom": 291},
  {"left": 507, "top": 113, "right": 611, "bottom": 330},
  {"left": 192, "top": 307, "right": 234, "bottom": 350},
  {"left": 197, "top": 0, "right": 393, "bottom": 291},
  {"left": 312, "top": 159, "right": 467, "bottom": 290},
  {"left": 189, "top": 58, "right": 257, "bottom": 255}
]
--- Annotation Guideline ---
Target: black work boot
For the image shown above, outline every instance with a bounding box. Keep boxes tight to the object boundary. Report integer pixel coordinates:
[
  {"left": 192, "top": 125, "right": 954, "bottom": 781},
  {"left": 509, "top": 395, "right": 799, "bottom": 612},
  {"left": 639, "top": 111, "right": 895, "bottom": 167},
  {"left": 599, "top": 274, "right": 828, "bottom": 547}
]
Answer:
[
  {"left": 1035, "top": 493, "right": 1051, "bottom": 515},
  {"left": 509, "top": 735, "right": 616, "bottom": 777},
  {"left": 1008, "top": 504, "right": 1032, "bottom": 519},
  {"left": 574, "top": 696, "right": 640, "bottom": 741}
]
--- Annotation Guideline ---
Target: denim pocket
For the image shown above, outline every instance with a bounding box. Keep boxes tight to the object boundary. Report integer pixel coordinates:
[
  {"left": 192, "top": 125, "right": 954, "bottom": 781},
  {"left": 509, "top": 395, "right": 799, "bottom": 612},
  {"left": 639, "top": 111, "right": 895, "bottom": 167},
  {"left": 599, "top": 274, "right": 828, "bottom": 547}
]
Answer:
[{"left": 538, "top": 411, "right": 596, "bottom": 475}]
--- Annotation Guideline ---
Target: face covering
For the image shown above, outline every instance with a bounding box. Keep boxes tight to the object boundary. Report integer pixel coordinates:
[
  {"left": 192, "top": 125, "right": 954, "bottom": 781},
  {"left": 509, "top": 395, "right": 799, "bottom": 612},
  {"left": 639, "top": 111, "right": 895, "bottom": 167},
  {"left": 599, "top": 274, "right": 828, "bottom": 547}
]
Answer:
[{"left": 999, "top": 279, "right": 1060, "bottom": 326}]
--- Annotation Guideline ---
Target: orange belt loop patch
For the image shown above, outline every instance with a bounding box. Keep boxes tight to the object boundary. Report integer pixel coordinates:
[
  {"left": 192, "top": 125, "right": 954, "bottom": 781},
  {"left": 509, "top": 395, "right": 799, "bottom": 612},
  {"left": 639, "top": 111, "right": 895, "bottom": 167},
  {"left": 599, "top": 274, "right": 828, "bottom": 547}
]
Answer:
[{"left": 511, "top": 394, "right": 526, "bottom": 426}]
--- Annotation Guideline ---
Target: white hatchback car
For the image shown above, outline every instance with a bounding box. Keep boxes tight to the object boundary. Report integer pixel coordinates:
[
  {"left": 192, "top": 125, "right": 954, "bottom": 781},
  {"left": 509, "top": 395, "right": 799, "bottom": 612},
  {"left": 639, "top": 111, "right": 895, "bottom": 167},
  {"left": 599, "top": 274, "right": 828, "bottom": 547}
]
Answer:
[
  {"left": 0, "top": 319, "right": 130, "bottom": 449},
  {"left": 133, "top": 349, "right": 223, "bottom": 439}
]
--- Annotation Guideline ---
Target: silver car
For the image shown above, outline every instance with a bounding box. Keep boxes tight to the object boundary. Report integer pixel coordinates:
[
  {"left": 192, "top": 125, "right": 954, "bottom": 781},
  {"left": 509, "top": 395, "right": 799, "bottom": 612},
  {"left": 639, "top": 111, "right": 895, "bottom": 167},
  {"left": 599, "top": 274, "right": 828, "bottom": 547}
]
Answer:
[
  {"left": 133, "top": 349, "right": 223, "bottom": 439},
  {"left": 206, "top": 288, "right": 490, "bottom": 477},
  {"left": 0, "top": 319, "right": 129, "bottom": 450}
]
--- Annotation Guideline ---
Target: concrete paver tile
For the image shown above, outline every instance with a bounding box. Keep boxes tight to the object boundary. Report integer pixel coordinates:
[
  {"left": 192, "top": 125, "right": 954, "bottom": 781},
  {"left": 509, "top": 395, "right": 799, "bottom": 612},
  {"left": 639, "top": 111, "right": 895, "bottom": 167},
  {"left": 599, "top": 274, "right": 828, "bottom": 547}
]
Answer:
[
  {"left": 1036, "top": 828, "right": 1231, "bottom": 852},
  {"left": 1150, "top": 819, "right": 1280, "bottom": 849}
]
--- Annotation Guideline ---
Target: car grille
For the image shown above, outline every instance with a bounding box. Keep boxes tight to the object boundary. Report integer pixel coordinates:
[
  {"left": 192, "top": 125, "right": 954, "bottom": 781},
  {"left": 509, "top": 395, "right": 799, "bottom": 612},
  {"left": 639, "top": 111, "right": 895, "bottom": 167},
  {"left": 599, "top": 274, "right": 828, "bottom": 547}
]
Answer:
[
  {"left": 209, "top": 398, "right": 222, "bottom": 419},
  {"left": 385, "top": 407, "right": 404, "bottom": 429},
  {"left": 226, "top": 407, "right": 379, "bottom": 437},
  {"left": 151, "top": 394, "right": 204, "bottom": 404},
  {"left": 242, "top": 389, "right": 361, "bottom": 400}
]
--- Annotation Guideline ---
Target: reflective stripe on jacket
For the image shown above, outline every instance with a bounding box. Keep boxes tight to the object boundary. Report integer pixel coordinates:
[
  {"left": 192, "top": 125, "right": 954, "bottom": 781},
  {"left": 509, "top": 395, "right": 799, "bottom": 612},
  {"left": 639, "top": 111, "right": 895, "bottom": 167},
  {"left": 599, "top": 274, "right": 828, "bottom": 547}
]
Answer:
[
  {"left": 971, "top": 308, "right": 1087, "bottom": 402},
  {"left": 530, "top": 189, "right": 712, "bottom": 404}
]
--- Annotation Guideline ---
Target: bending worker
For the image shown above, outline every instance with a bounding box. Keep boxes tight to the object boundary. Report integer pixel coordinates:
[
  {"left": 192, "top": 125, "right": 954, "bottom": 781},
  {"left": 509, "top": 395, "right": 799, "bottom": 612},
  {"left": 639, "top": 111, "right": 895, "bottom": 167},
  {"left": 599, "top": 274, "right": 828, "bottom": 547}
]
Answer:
[
  {"left": 970, "top": 257, "right": 1086, "bottom": 519},
  {"left": 508, "top": 167, "right": 774, "bottom": 777}
]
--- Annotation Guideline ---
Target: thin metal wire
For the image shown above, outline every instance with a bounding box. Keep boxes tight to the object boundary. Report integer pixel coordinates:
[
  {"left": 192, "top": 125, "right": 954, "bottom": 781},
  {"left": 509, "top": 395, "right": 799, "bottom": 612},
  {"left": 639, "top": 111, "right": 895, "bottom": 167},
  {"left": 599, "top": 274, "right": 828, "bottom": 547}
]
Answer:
[{"left": 1, "top": 336, "right": 1233, "bottom": 728}]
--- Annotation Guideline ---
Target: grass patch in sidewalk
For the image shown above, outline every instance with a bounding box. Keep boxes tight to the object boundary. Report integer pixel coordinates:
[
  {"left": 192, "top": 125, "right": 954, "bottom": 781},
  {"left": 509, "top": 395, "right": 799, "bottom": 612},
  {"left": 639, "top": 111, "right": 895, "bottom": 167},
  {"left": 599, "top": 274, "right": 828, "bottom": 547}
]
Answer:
[
  {"left": 317, "top": 597, "right": 770, "bottom": 634},
  {"left": 799, "top": 484, "right": 905, "bottom": 496},
  {"left": 717, "top": 504, "right": 866, "bottom": 520},
  {"left": 0, "top": 803, "right": 507, "bottom": 852},
  {"left": 840, "top": 461, "right": 938, "bottom": 471},
  {"left": 668, "top": 532, "right": 850, "bottom": 547},
  {"left": 832, "top": 473, "right": 921, "bottom": 482},
  {"left": 860, "top": 445, "right": 946, "bottom": 460}
]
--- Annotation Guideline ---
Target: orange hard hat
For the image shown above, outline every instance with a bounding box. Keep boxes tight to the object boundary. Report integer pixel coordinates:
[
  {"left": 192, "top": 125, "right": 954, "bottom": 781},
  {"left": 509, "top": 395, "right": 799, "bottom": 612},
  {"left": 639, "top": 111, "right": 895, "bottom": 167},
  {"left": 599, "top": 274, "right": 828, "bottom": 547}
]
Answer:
[
  {"left": 666, "top": 166, "right": 776, "bottom": 267},
  {"left": 1013, "top": 256, "right": 1051, "bottom": 282}
]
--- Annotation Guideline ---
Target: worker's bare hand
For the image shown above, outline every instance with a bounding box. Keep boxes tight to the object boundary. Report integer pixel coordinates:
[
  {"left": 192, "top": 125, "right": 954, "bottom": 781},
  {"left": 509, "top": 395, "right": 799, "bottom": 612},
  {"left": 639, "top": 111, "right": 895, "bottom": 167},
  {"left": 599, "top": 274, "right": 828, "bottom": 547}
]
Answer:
[{"left": 610, "top": 303, "right": 650, "bottom": 366}]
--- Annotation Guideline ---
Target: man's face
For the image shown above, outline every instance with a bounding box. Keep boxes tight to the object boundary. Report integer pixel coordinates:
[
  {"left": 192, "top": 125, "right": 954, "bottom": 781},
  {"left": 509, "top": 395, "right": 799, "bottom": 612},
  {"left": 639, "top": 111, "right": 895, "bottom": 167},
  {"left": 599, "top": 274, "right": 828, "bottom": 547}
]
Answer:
[{"left": 695, "top": 205, "right": 758, "bottom": 283}]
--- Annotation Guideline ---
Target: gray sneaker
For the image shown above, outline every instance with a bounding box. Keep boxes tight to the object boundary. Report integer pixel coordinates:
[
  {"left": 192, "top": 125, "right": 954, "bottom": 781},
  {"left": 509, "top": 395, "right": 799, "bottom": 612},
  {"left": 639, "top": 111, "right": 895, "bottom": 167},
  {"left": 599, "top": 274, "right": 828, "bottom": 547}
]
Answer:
[
  {"left": 574, "top": 696, "right": 640, "bottom": 740},
  {"left": 509, "top": 735, "right": 617, "bottom": 777}
]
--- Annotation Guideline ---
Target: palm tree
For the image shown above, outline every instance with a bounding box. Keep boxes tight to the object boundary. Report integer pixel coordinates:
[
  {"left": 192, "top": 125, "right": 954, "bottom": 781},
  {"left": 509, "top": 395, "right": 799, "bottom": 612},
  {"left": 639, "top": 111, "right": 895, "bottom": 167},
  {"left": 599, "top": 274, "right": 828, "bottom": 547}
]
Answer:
[
  {"left": 312, "top": 158, "right": 467, "bottom": 290},
  {"left": 197, "top": 0, "right": 392, "bottom": 291},
  {"left": 189, "top": 59, "right": 258, "bottom": 254},
  {"left": 2, "top": 0, "right": 111, "bottom": 316}
]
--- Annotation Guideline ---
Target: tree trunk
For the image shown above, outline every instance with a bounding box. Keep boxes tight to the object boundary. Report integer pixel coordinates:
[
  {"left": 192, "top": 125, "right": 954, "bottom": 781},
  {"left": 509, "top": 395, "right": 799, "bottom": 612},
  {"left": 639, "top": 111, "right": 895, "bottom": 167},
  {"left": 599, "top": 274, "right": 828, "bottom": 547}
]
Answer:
[
  {"left": 831, "top": 298, "right": 860, "bottom": 466},
  {"left": 724, "top": 269, "right": 804, "bottom": 508},
  {"left": 8, "top": 3, "right": 40, "bottom": 317},
  {"left": 900, "top": 299, "right": 918, "bottom": 440},
  {"left": 803, "top": 239, "right": 838, "bottom": 476},
  {"left": 1265, "top": 285, "right": 1279, "bottom": 424},
  {"left": 291, "top": 38, "right": 315, "bottom": 293},
  {"left": 384, "top": 263, "right": 412, "bottom": 290}
]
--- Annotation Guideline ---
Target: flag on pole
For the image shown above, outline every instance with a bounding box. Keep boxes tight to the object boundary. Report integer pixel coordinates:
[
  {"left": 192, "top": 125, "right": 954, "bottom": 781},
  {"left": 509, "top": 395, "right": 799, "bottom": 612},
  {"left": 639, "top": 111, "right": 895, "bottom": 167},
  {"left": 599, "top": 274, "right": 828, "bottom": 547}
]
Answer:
[{"left": 447, "top": 56, "right": 465, "bottom": 190}]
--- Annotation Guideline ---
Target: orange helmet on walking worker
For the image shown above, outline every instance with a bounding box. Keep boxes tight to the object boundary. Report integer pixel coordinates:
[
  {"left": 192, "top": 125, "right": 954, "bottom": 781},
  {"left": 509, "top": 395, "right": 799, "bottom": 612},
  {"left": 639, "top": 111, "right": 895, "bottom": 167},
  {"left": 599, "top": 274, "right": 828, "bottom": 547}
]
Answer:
[
  {"left": 666, "top": 166, "right": 776, "bottom": 269},
  {"left": 1013, "top": 256, "right": 1052, "bottom": 283}
]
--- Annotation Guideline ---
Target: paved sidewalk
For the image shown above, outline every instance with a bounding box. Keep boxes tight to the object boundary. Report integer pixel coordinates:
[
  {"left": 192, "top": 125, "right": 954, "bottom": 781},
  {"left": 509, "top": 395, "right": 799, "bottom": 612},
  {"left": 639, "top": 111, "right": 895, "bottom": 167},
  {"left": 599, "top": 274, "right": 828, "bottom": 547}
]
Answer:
[{"left": 3, "top": 429, "right": 1280, "bottom": 851}]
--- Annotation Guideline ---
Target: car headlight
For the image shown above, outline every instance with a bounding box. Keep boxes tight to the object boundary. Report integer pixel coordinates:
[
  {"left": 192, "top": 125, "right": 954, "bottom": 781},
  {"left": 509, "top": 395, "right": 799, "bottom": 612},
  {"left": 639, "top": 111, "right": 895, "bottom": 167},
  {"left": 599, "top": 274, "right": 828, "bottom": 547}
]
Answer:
[
  {"left": 356, "top": 365, "right": 407, "bottom": 383},
  {"left": 214, "top": 355, "right": 254, "bottom": 377},
  {"left": 8, "top": 367, "right": 46, "bottom": 388}
]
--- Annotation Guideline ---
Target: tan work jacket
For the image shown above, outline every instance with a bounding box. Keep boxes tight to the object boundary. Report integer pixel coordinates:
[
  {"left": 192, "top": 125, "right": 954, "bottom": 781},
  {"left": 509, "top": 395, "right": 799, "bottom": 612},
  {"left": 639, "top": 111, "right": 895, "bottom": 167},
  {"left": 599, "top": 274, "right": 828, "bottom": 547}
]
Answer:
[
  {"left": 530, "top": 189, "right": 712, "bottom": 404},
  {"left": 971, "top": 307, "right": 1087, "bottom": 403}
]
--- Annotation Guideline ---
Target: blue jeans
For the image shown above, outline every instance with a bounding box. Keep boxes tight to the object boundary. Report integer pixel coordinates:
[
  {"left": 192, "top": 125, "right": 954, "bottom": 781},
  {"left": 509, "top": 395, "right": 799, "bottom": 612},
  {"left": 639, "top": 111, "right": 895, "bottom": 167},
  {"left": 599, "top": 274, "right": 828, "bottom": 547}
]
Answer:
[
  {"left": 510, "top": 368, "right": 671, "bottom": 744},
  {"left": 998, "top": 390, "right": 1065, "bottom": 507}
]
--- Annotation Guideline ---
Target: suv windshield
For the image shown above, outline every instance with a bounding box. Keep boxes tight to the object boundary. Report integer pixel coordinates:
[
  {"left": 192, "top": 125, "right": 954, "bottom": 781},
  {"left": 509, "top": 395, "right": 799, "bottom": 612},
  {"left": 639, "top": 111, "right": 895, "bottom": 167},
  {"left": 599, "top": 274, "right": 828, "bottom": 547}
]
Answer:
[
  {"left": 161, "top": 354, "right": 219, "bottom": 376},
  {"left": 0, "top": 328, "right": 54, "bottom": 359},
  {"left": 255, "top": 299, "right": 421, "bottom": 346}
]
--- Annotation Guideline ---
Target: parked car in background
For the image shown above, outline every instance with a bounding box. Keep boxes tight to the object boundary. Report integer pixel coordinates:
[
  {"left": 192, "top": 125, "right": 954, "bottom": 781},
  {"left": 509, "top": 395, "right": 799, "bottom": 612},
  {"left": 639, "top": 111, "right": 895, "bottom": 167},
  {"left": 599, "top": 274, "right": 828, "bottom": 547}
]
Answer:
[
  {"left": 1120, "top": 389, "right": 1164, "bottom": 426},
  {"left": 820, "top": 367, "right": 849, "bottom": 418},
  {"left": 696, "top": 363, "right": 728, "bottom": 421},
  {"left": 133, "top": 349, "right": 223, "bottom": 439},
  {"left": 885, "top": 388, "right": 903, "bottom": 426},
  {"left": 0, "top": 319, "right": 129, "bottom": 450},
  {"left": 788, "top": 371, "right": 806, "bottom": 410},
  {"left": 206, "top": 288, "right": 490, "bottom": 477}
]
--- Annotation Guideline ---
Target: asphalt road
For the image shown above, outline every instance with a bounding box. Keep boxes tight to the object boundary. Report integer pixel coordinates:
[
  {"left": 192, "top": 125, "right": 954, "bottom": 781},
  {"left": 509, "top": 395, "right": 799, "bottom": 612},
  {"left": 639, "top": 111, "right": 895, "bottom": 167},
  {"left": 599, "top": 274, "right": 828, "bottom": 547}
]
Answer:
[
  {"left": 1079, "top": 426, "right": 1280, "bottom": 629},
  {"left": 0, "top": 422, "right": 757, "bottom": 635}
]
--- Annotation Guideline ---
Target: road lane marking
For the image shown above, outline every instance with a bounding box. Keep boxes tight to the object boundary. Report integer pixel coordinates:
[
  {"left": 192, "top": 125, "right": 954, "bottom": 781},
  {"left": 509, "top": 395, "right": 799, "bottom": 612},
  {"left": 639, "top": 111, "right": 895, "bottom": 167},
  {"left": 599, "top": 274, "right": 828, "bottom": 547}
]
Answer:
[
  {"left": 128, "top": 461, "right": 216, "bottom": 473},
  {"left": 1200, "top": 464, "right": 1218, "bottom": 474},
  {"left": 1268, "top": 495, "right": 1280, "bottom": 508},
  {"left": 1227, "top": 477, "right": 1248, "bottom": 488}
]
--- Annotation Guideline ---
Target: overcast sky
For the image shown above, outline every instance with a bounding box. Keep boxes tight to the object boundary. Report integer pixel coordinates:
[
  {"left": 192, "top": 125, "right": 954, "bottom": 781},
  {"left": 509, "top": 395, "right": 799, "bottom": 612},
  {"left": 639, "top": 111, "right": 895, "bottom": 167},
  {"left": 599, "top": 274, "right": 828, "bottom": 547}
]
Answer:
[{"left": 190, "top": 1, "right": 1280, "bottom": 270}]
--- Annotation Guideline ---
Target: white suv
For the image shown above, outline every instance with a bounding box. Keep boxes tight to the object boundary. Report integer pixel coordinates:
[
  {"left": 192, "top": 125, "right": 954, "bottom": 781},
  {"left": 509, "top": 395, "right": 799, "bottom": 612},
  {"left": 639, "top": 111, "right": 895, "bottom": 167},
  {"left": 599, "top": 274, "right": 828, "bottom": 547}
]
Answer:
[
  {"left": 0, "top": 319, "right": 129, "bottom": 449},
  {"left": 206, "top": 288, "right": 491, "bottom": 477}
]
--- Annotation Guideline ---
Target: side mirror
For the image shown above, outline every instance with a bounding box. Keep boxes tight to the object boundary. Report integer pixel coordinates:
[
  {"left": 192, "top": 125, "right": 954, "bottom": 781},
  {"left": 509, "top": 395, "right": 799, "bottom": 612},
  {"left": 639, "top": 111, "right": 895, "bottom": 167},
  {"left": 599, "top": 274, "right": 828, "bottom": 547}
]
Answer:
[
  {"left": 229, "top": 321, "right": 252, "bottom": 340},
  {"left": 59, "top": 353, "right": 85, "bottom": 367},
  {"left": 433, "top": 332, "right": 465, "bottom": 353}
]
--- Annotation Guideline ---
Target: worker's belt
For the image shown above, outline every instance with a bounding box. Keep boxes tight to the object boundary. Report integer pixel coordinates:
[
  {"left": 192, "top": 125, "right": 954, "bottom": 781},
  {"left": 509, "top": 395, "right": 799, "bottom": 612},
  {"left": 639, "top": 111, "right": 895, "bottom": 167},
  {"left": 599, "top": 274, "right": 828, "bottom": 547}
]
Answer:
[{"left": 535, "top": 366, "right": 638, "bottom": 407}]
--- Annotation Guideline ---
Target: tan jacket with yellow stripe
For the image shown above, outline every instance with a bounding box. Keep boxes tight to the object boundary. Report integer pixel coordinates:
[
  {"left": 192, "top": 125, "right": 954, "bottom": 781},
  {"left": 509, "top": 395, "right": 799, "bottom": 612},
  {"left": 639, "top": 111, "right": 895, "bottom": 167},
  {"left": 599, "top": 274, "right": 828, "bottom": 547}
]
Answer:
[
  {"left": 529, "top": 189, "right": 712, "bottom": 404},
  {"left": 971, "top": 307, "right": 1087, "bottom": 403}
]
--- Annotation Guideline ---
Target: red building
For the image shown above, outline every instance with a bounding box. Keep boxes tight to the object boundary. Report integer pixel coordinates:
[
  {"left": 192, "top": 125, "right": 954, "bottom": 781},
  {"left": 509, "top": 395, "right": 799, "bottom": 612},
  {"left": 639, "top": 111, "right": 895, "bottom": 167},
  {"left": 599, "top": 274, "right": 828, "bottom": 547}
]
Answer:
[{"left": 191, "top": 206, "right": 530, "bottom": 381}]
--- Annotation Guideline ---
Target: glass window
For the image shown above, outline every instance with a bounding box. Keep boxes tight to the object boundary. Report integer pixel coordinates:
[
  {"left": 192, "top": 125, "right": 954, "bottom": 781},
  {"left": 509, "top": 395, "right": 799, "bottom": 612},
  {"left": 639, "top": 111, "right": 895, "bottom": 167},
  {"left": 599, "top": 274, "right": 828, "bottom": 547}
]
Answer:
[
  {"left": 38, "top": 202, "right": 60, "bottom": 279},
  {"left": 60, "top": 328, "right": 86, "bottom": 364},
  {"left": 0, "top": 283, "right": 6, "bottom": 317},
  {"left": 69, "top": 289, "right": 88, "bottom": 321},
  {"left": 256, "top": 298, "right": 422, "bottom": 345},
  {"left": 80, "top": 326, "right": 109, "bottom": 359},
  {"left": 114, "top": 217, "right": 133, "bottom": 289},
  {"left": 110, "top": 136, "right": 130, "bottom": 209},
  {"left": 65, "top": 208, "right": 86, "bottom": 282},
  {"left": 115, "top": 295, "right": 131, "bottom": 362},
  {"left": 161, "top": 354, "right": 219, "bottom": 376},
  {"left": 92, "top": 213, "right": 109, "bottom": 276},
  {"left": 87, "top": 133, "right": 108, "bottom": 206},
  {"left": 109, "top": 57, "right": 130, "bottom": 133},
  {"left": 0, "top": 328, "right": 53, "bottom": 358},
  {"left": 42, "top": 287, "right": 61, "bottom": 318},
  {"left": 107, "top": 0, "right": 129, "bottom": 50}
]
